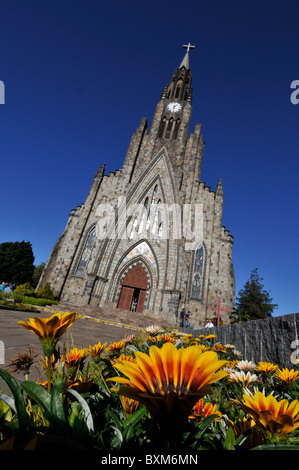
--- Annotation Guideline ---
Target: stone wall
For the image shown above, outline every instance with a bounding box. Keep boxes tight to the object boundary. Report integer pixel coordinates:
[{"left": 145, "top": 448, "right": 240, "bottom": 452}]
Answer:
[{"left": 188, "top": 312, "right": 299, "bottom": 368}]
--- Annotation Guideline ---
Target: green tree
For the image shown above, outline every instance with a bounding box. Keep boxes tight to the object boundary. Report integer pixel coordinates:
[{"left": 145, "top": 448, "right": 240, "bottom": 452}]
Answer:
[
  {"left": 31, "top": 262, "right": 46, "bottom": 288},
  {"left": 232, "top": 268, "right": 277, "bottom": 322},
  {"left": 0, "top": 241, "right": 35, "bottom": 289}
]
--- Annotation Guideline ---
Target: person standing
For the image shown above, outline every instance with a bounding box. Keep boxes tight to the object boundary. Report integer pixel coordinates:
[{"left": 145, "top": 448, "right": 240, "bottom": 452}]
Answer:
[
  {"left": 180, "top": 308, "right": 186, "bottom": 327},
  {"left": 131, "top": 298, "right": 137, "bottom": 312}
]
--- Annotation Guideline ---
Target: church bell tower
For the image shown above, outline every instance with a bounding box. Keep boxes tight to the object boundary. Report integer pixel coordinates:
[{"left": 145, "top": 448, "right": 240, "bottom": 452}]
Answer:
[
  {"left": 150, "top": 43, "right": 195, "bottom": 157},
  {"left": 38, "top": 43, "right": 235, "bottom": 328}
]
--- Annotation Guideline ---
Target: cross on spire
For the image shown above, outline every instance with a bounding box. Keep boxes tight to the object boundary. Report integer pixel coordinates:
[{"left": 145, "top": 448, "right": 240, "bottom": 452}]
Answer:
[{"left": 183, "top": 42, "right": 195, "bottom": 53}]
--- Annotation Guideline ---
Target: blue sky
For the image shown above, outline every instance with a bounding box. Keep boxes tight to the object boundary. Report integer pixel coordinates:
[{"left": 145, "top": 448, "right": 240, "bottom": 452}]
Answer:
[{"left": 0, "top": 0, "right": 298, "bottom": 317}]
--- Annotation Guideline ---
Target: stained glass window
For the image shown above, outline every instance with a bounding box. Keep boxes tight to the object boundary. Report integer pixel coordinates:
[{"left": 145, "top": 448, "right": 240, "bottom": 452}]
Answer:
[
  {"left": 75, "top": 227, "right": 96, "bottom": 277},
  {"left": 138, "top": 197, "right": 149, "bottom": 234},
  {"left": 191, "top": 245, "right": 204, "bottom": 299}
]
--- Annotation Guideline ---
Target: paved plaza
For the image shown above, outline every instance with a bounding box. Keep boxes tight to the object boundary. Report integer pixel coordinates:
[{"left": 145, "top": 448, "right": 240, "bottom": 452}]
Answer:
[{"left": 0, "top": 307, "right": 142, "bottom": 387}]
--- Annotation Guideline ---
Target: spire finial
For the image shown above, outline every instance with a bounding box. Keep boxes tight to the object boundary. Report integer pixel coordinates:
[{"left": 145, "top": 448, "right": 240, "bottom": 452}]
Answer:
[
  {"left": 183, "top": 42, "right": 195, "bottom": 53},
  {"left": 179, "top": 43, "right": 195, "bottom": 69}
]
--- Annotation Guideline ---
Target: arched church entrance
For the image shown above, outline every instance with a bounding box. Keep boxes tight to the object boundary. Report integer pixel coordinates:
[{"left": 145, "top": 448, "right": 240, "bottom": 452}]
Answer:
[{"left": 117, "top": 264, "right": 148, "bottom": 313}]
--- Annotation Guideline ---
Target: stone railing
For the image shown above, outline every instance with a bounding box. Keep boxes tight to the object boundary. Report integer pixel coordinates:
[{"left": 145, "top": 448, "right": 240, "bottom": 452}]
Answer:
[{"left": 187, "top": 312, "right": 299, "bottom": 368}]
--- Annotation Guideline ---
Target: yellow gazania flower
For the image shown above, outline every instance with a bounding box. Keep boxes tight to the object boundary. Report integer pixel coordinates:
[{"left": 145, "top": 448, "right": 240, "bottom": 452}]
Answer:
[
  {"left": 226, "top": 360, "right": 238, "bottom": 369},
  {"left": 109, "top": 342, "right": 228, "bottom": 417},
  {"left": 119, "top": 395, "right": 140, "bottom": 416},
  {"left": 236, "top": 391, "right": 299, "bottom": 440},
  {"left": 87, "top": 341, "right": 107, "bottom": 363},
  {"left": 112, "top": 354, "right": 137, "bottom": 366},
  {"left": 67, "top": 376, "right": 94, "bottom": 393},
  {"left": 256, "top": 361, "right": 279, "bottom": 374},
  {"left": 107, "top": 340, "right": 126, "bottom": 353},
  {"left": 189, "top": 398, "right": 222, "bottom": 422},
  {"left": 63, "top": 347, "right": 87, "bottom": 369},
  {"left": 213, "top": 344, "right": 226, "bottom": 353},
  {"left": 197, "top": 344, "right": 210, "bottom": 352},
  {"left": 148, "top": 334, "right": 176, "bottom": 344},
  {"left": 18, "top": 312, "right": 79, "bottom": 356},
  {"left": 274, "top": 368, "right": 299, "bottom": 386}
]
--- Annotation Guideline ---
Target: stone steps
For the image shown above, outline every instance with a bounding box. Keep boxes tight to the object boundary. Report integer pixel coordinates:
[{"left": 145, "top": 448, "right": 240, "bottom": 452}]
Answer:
[{"left": 44, "top": 302, "right": 176, "bottom": 330}]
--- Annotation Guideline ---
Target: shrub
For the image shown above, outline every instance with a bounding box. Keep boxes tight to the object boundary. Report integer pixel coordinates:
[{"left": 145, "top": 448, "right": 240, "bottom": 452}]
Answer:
[
  {"left": 22, "top": 296, "right": 58, "bottom": 306},
  {"left": 13, "top": 283, "right": 35, "bottom": 298},
  {"left": 35, "top": 282, "right": 55, "bottom": 300}
]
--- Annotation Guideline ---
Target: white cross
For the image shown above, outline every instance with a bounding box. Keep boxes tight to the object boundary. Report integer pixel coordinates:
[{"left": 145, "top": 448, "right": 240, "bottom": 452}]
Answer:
[{"left": 183, "top": 42, "right": 195, "bottom": 53}]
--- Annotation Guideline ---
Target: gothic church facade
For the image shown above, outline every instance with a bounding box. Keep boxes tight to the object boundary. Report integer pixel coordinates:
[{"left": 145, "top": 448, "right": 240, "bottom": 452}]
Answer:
[{"left": 38, "top": 47, "right": 235, "bottom": 326}]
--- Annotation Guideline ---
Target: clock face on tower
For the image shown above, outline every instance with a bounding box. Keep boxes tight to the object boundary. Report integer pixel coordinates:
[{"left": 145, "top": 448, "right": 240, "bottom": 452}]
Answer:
[{"left": 167, "top": 102, "right": 182, "bottom": 112}]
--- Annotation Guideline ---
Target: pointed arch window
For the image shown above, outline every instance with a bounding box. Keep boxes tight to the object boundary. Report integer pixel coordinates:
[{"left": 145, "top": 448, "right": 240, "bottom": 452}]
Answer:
[
  {"left": 151, "top": 199, "right": 161, "bottom": 235},
  {"left": 75, "top": 226, "right": 96, "bottom": 277},
  {"left": 135, "top": 185, "right": 163, "bottom": 239},
  {"left": 146, "top": 185, "right": 158, "bottom": 230},
  {"left": 191, "top": 245, "right": 204, "bottom": 299},
  {"left": 173, "top": 118, "right": 181, "bottom": 140},
  {"left": 165, "top": 117, "right": 174, "bottom": 139},
  {"left": 175, "top": 78, "right": 183, "bottom": 99},
  {"left": 158, "top": 117, "right": 167, "bottom": 138},
  {"left": 138, "top": 196, "right": 149, "bottom": 234},
  {"left": 129, "top": 216, "right": 138, "bottom": 240}
]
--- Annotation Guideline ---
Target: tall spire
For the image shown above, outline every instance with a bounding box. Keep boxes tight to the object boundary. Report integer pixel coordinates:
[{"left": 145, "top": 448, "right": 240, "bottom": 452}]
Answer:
[
  {"left": 179, "top": 42, "right": 195, "bottom": 69},
  {"left": 179, "top": 52, "right": 190, "bottom": 69}
]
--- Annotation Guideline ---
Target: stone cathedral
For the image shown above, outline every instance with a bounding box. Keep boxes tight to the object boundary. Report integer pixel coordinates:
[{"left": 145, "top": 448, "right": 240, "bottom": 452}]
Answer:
[{"left": 38, "top": 46, "right": 235, "bottom": 326}]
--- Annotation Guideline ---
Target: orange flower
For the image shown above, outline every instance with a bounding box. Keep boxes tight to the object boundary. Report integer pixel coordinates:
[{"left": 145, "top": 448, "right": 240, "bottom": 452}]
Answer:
[
  {"left": 107, "top": 340, "right": 126, "bottom": 354},
  {"left": 67, "top": 376, "right": 94, "bottom": 393},
  {"left": 109, "top": 342, "right": 228, "bottom": 417},
  {"left": 274, "top": 368, "right": 299, "bottom": 386},
  {"left": 119, "top": 395, "right": 140, "bottom": 416},
  {"left": 18, "top": 312, "right": 79, "bottom": 356},
  {"left": 87, "top": 341, "right": 107, "bottom": 363},
  {"left": 112, "top": 354, "right": 137, "bottom": 366},
  {"left": 190, "top": 398, "right": 222, "bottom": 422},
  {"left": 63, "top": 347, "right": 86, "bottom": 370},
  {"left": 236, "top": 391, "right": 299, "bottom": 440},
  {"left": 256, "top": 361, "right": 279, "bottom": 374}
]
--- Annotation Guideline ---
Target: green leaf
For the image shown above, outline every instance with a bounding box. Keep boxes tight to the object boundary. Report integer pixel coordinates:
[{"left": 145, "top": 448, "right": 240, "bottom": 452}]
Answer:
[
  {"left": 50, "top": 385, "right": 67, "bottom": 423},
  {"left": 67, "top": 388, "right": 94, "bottom": 436},
  {"left": 223, "top": 427, "right": 236, "bottom": 450},
  {"left": 107, "top": 409, "right": 123, "bottom": 431},
  {"left": 123, "top": 405, "right": 146, "bottom": 429},
  {"left": 0, "top": 391, "right": 16, "bottom": 413},
  {"left": 193, "top": 414, "right": 217, "bottom": 440},
  {"left": 110, "top": 426, "right": 123, "bottom": 449},
  {"left": 21, "top": 381, "right": 51, "bottom": 412},
  {"left": 0, "top": 369, "right": 29, "bottom": 435}
]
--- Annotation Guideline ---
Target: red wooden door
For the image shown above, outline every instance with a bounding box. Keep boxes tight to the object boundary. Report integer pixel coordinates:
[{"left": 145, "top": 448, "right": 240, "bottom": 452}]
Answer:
[
  {"left": 117, "top": 265, "right": 148, "bottom": 312},
  {"left": 136, "top": 290, "right": 146, "bottom": 313},
  {"left": 123, "top": 265, "right": 148, "bottom": 290},
  {"left": 117, "top": 286, "right": 134, "bottom": 310}
]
